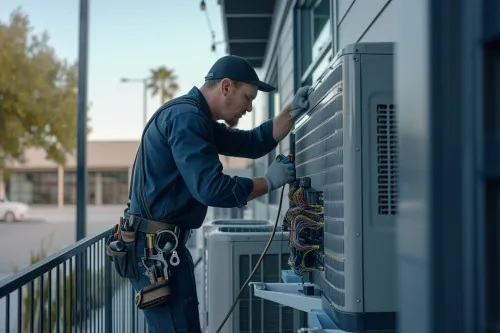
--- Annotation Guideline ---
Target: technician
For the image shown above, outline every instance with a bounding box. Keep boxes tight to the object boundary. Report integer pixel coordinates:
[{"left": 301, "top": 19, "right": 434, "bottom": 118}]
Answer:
[{"left": 127, "top": 55, "right": 311, "bottom": 332}]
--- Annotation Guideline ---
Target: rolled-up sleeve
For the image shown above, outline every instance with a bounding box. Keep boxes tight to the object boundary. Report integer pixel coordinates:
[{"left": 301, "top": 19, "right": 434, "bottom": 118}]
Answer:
[
  {"left": 213, "top": 119, "right": 278, "bottom": 159},
  {"left": 167, "top": 111, "right": 254, "bottom": 208}
]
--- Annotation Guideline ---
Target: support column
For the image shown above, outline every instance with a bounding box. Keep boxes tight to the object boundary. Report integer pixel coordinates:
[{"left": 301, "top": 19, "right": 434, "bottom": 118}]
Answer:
[
  {"left": 57, "top": 165, "right": 64, "bottom": 208},
  {"left": 95, "top": 172, "right": 102, "bottom": 205},
  {"left": 0, "top": 171, "right": 5, "bottom": 199}
]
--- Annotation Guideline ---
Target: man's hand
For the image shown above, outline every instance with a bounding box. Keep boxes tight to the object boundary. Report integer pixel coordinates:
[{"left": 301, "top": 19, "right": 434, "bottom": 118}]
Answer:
[
  {"left": 272, "top": 85, "right": 312, "bottom": 143},
  {"left": 263, "top": 155, "right": 296, "bottom": 192},
  {"left": 290, "top": 85, "right": 312, "bottom": 119}
]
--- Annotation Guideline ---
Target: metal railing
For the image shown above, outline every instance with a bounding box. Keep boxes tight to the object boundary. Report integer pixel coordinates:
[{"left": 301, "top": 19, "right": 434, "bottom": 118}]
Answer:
[{"left": 0, "top": 228, "right": 149, "bottom": 333}]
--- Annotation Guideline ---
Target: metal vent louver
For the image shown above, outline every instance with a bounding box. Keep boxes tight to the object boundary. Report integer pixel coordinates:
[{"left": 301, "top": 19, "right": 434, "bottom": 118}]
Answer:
[
  {"left": 213, "top": 220, "right": 269, "bottom": 226},
  {"left": 377, "top": 104, "right": 398, "bottom": 215},
  {"left": 239, "top": 253, "right": 294, "bottom": 333},
  {"left": 218, "top": 226, "right": 276, "bottom": 233}
]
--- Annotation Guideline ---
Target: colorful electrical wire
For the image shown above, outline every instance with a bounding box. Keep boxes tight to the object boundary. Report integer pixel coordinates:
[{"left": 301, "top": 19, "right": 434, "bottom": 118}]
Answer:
[{"left": 285, "top": 180, "right": 325, "bottom": 276}]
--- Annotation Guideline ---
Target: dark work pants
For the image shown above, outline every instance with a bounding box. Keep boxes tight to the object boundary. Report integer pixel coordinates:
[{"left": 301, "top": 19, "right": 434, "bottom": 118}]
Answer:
[{"left": 129, "top": 233, "right": 201, "bottom": 333}]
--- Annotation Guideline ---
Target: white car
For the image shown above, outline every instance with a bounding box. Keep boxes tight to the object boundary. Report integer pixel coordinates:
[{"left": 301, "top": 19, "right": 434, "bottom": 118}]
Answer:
[{"left": 0, "top": 198, "right": 29, "bottom": 222}]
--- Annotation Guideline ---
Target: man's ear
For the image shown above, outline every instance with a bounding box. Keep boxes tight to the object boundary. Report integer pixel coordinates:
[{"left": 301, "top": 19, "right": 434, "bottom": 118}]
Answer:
[{"left": 220, "top": 78, "right": 232, "bottom": 97}]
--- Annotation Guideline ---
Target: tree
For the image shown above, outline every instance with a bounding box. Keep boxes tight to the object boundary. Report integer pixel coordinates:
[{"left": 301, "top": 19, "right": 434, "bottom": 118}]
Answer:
[
  {"left": 0, "top": 9, "right": 85, "bottom": 171},
  {"left": 147, "top": 66, "right": 179, "bottom": 105}
]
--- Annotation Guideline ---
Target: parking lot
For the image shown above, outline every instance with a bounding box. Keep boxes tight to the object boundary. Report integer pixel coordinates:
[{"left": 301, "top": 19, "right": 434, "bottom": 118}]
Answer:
[
  {"left": 0, "top": 205, "right": 126, "bottom": 277},
  {"left": 0, "top": 205, "right": 212, "bottom": 278}
]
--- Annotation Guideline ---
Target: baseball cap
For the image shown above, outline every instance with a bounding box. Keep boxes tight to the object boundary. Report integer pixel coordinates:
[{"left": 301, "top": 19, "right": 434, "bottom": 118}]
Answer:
[{"left": 204, "top": 55, "right": 276, "bottom": 92}]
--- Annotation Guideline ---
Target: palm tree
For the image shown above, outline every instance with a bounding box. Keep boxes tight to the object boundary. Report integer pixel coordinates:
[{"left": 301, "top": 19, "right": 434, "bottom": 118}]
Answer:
[{"left": 147, "top": 66, "right": 179, "bottom": 105}]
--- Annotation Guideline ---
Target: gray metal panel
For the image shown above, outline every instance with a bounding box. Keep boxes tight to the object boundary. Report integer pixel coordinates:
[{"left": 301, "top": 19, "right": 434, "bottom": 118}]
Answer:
[
  {"left": 395, "top": 2, "right": 433, "bottom": 330},
  {"left": 339, "top": 52, "right": 364, "bottom": 314},
  {"left": 277, "top": 9, "right": 295, "bottom": 159},
  {"left": 397, "top": 0, "right": 487, "bottom": 332},
  {"left": 359, "top": 53, "right": 397, "bottom": 312},
  {"left": 278, "top": 9, "right": 295, "bottom": 109},
  {"left": 262, "top": 0, "right": 295, "bottom": 80},
  {"left": 337, "top": 0, "right": 392, "bottom": 51},
  {"left": 337, "top": 41, "right": 394, "bottom": 56},
  {"left": 337, "top": 0, "right": 355, "bottom": 24},
  {"left": 357, "top": 0, "right": 398, "bottom": 44}
]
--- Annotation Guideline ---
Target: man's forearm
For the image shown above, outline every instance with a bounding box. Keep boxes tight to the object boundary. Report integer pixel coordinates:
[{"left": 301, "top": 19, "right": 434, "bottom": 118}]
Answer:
[
  {"left": 272, "top": 103, "right": 293, "bottom": 142},
  {"left": 247, "top": 178, "right": 269, "bottom": 201}
]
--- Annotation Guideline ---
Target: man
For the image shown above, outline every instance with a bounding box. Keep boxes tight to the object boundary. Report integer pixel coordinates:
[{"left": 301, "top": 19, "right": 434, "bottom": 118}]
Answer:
[{"left": 127, "top": 55, "right": 311, "bottom": 332}]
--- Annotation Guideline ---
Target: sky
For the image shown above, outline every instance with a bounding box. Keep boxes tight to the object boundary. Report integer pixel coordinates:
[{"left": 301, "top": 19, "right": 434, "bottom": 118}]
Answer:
[{"left": 0, "top": 0, "right": 260, "bottom": 141}]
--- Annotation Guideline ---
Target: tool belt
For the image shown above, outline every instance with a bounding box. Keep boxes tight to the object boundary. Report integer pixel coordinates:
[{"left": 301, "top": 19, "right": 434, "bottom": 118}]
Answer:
[{"left": 105, "top": 209, "right": 191, "bottom": 309}]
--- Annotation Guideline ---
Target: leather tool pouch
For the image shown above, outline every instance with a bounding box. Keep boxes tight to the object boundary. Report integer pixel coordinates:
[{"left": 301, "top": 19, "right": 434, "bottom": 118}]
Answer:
[
  {"left": 105, "top": 224, "right": 139, "bottom": 281},
  {"left": 135, "top": 279, "right": 173, "bottom": 309}
]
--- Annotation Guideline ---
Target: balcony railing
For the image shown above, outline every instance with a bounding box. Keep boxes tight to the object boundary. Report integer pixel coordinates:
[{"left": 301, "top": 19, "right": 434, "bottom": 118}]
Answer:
[{"left": 0, "top": 228, "right": 149, "bottom": 333}]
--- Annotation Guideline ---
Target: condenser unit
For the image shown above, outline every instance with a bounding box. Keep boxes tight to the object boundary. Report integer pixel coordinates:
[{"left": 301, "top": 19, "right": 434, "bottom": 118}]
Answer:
[
  {"left": 252, "top": 42, "right": 398, "bottom": 332},
  {"left": 206, "top": 225, "right": 303, "bottom": 333},
  {"left": 199, "top": 219, "right": 272, "bottom": 332}
]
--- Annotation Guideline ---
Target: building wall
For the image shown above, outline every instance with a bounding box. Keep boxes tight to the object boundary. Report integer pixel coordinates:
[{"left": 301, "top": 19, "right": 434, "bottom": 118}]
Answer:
[
  {"left": 5, "top": 168, "right": 132, "bottom": 206},
  {"left": 249, "top": 0, "right": 398, "bottom": 221},
  {"left": 336, "top": 0, "right": 397, "bottom": 52}
]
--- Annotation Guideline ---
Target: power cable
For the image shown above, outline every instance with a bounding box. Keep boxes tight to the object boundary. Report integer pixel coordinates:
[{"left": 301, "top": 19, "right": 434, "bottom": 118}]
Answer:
[{"left": 215, "top": 185, "right": 287, "bottom": 333}]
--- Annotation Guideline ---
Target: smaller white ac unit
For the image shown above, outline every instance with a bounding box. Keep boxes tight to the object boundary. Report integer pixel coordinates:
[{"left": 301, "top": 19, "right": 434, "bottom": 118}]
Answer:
[
  {"left": 206, "top": 225, "right": 301, "bottom": 333},
  {"left": 202, "top": 219, "right": 272, "bottom": 249},
  {"left": 198, "top": 219, "right": 272, "bottom": 332}
]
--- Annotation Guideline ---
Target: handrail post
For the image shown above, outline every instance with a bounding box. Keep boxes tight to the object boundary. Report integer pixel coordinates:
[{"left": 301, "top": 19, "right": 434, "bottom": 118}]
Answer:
[
  {"left": 76, "top": 253, "right": 82, "bottom": 330},
  {"left": 104, "top": 256, "right": 112, "bottom": 333},
  {"left": 131, "top": 287, "right": 136, "bottom": 331}
]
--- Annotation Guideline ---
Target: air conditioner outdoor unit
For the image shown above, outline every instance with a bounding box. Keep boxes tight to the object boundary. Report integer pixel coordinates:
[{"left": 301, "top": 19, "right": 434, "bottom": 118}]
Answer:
[
  {"left": 199, "top": 219, "right": 272, "bottom": 332},
  {"left": 206, "top": 225, "right": 302, "bottom": 333},
  {"left": 290, "top": 41, "right": 398, "bottom": 332}
]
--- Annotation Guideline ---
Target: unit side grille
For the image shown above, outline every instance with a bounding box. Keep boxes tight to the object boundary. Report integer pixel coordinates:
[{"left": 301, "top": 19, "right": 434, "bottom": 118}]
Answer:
[
  {"left": 214, "top": 221, "right": 269, "bottom": 226},
  {"left": 294, "top": 64, "right": 345, "bottom": 309},
  {"left": 218, "top": 226, "right": 276, "bottom": 233},
  {"left": 376, "top": 104, "right": 398, "bottom": 215},
  {"left": 239, "top": 253, "right": 293, "bottom": 333}
]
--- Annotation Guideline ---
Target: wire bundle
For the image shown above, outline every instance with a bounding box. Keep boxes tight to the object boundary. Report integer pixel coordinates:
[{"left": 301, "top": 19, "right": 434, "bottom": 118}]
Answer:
[{"left": 285, "top": 180, "right": 325, "bottom": 276}]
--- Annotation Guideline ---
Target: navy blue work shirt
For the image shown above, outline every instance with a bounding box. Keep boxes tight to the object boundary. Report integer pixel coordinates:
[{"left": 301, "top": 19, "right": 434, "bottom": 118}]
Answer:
[{"left": 129, "top": 87, "right": 278, "bottom": 229}]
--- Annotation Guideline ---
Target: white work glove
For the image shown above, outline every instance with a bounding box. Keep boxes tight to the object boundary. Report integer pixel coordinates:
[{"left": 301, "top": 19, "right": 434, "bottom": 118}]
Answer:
[
  {"left": 290, "top": 85, "right": 312, "bottom": 119},
  {"left": 264, "top": 154, "right": 296, "bottom": 192}
]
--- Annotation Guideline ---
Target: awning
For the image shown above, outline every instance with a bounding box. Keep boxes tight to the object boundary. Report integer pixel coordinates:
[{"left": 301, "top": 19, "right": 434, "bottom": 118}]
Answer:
[{"left": 219, "top": 0, "right": 277, "bottom": 68}]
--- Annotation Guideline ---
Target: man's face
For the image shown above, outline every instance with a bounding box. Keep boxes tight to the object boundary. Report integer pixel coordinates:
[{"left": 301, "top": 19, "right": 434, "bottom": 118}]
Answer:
[{"left": 220, "top": 80, "right": 257, "bottom": 128}]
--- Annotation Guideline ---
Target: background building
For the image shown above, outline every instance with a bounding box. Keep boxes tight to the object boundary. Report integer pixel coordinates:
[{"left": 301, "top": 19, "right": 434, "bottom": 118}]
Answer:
[{"left": 0, "top": 140, "right": 252, "bottom": 207}]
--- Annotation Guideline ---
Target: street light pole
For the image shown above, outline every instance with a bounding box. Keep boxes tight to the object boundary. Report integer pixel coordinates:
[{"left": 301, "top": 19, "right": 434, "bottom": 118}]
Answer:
[
  {"left": 121, "top": 77, "right": 148, "bottom": 127},
  {"left": 76, "top": 0, "right": 89, "bottom": 241},
  {"left": 143, "top": 80, "right": 147, "bottom": 127}
]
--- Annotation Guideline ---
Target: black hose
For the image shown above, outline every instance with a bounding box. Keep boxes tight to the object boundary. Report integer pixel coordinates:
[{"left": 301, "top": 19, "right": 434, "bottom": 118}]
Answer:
[{"left": 215, "top": 185, "right": 286, "bottom": 333}]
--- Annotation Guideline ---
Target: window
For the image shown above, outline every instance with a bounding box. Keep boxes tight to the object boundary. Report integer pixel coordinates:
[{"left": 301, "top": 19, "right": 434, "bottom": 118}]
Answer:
[
  {"left": 296, "top": 0, "right": 334, "bottom": 86},
  {"left": 312, "top": 0, "right": 331, "bottom": 60},
  {"left": 7, "top": 171, "right": 58, "bottom": 204},
  {"left": 63, "top": 171, "right": 96, "bottom": 205}
]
